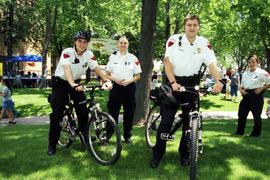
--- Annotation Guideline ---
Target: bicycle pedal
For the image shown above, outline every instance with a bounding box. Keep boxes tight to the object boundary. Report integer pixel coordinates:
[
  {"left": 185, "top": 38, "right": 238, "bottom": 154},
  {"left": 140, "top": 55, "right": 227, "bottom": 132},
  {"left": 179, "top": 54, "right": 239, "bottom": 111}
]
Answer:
[{"left": 160, "top": 133, "right": 175, "bottom": 141}]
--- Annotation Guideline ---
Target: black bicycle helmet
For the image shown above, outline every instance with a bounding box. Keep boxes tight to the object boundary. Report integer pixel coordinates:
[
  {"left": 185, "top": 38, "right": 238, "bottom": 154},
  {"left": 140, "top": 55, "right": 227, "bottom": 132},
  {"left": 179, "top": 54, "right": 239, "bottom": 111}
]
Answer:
[
  {"left": 158, "top": 84, "right": 177, "bottom": 107},
  {"left": 74, "top": 31, "right": 91, "bottom": 42}
]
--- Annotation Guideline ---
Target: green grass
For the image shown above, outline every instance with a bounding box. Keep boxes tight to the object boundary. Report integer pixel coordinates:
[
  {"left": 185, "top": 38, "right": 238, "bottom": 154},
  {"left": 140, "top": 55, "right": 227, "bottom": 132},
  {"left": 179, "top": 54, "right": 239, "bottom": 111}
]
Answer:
[
  {"left": 10, "top": 88, "right": 270, "bottom": 117},
  {"left": 0, "top": 119, "right": 269, "bottom": 179}
]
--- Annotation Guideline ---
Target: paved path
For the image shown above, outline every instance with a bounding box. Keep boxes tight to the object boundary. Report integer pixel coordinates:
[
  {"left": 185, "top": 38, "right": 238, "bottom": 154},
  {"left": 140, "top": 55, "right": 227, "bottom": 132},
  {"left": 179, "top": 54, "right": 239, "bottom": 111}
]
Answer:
[{"left": 0, "top": 112, "right": 268, "bottom": 126}]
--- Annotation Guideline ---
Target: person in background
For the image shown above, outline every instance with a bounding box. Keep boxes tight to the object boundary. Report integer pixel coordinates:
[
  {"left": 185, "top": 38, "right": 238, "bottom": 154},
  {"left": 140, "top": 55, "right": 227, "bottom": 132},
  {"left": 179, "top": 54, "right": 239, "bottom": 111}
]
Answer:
[
  {"left": 235, "top": 54, "right": 270, "bottom": 137},
  {"left": 106, "top": 36, "right": 142, "bottom": 144},
  {"left": 230, "top": 68, "right": 240, "bottom": 102},
  {"left": 0, "top": 76, "right": 16, "bottom": 125}
]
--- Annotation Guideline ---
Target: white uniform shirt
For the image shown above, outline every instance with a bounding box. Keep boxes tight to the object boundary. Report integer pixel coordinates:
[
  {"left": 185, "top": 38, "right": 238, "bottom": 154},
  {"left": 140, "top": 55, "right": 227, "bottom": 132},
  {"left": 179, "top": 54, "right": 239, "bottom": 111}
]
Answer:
[
  {"left": 55, "top": 48, "right": 98, "bottom": 80},
  {"left": 165, "top": 34, "right": 217, "bottom": 76},
  {"left": 241, "top": 68, "right": 270, "bottom": 89},
  {"left": 106, "top": 51, "right": 142, "bottom": 80}
]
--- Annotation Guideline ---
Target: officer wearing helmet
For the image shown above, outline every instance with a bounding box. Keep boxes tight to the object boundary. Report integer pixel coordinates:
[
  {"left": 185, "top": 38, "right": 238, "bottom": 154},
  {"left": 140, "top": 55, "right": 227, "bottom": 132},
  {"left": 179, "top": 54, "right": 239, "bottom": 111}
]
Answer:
[
  {"left": 47, "top": 31, "right": 111, "bottom": 155},
  {"left": 150, "top": 15, "right": 223, "bottom": 168}
]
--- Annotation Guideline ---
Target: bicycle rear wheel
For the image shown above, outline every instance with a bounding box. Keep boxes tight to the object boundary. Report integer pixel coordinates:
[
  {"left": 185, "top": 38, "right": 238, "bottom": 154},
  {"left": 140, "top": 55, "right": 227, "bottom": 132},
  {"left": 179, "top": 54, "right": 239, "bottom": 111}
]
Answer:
[
  {"left": 190, "top": 116, "right": 199, "bottom": 180},
  {"left": 145, "top": 105, "right": 161, "bottom": 148},
  {"left": 58, "top": 115, "right": 75, "bottom": 148},
  {"left": 88, "top": 112, "right": 122, "bottom": 166}
]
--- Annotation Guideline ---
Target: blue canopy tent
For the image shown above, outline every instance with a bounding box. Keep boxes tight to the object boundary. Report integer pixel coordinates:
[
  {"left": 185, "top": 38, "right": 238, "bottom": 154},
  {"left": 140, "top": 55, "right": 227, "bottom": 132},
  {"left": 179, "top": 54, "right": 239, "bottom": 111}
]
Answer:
[{"left": 6, "top": 55, "right": 43, "bottom": 62}]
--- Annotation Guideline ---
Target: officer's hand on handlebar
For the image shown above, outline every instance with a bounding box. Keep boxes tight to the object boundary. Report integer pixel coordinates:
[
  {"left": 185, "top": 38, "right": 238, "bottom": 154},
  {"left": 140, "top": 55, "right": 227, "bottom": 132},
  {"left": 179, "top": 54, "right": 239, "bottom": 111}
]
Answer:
[
  {"left": 72, "top": 84, "right": 84, "bottom": 92},
  {"left": 171, "top": 82, "right": 184, "bottom": 92}
]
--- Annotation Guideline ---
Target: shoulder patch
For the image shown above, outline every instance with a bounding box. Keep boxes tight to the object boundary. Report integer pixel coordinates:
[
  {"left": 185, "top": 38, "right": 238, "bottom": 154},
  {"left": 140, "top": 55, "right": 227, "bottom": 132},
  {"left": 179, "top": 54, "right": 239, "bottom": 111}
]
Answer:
[
  {"left": 167, "top": 39, "right": 175, "bottom": 47},
  {"left": 135, "top": 60, "right": 140, "bottom": 66},
  {"left": 90, "top": 55, "right": 97, "bottom": 61},
  {"left": 207, "top": 43, "right": 212, "bottom": 50},
  {"left": 63, "top": 53, "right": 70, "bottom": 59}
]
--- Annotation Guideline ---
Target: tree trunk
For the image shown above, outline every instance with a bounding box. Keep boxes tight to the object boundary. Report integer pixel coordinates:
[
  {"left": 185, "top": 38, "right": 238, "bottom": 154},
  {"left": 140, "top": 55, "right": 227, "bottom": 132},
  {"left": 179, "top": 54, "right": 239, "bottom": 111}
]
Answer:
[
  {"left": 264, "top": 44, "right": 270, "bottom": 72},
  {"left": 133, "top": 0, "right": 158, "bottom": 124},
  {"left": 6, "top": 2, "right": 14, "bottom": 75},
  {"left": 41, "top": 2, "right": 57, "bottom": 76},
  {"left": 165, "top": 0, "right": 170, "bottom": 41}
]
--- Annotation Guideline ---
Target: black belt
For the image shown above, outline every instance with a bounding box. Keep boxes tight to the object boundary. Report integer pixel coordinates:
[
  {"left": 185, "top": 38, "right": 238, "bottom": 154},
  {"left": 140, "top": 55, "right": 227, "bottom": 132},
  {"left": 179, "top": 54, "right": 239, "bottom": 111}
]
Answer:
[{"left": 245, "top": 89, "right": 256, "bottom": 93}]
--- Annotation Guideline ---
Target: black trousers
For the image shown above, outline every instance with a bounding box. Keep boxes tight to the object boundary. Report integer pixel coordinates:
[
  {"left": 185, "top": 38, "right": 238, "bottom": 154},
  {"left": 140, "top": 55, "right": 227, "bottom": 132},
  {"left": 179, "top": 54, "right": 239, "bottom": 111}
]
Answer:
[
  {"left": 48, "top": 77, "right": 88, "bottom": 148},
  {"left": 107, "top": 83, "right": 136, "bottom": 138},
  {"left": 153, "top": 76, "right": 198, "bottom": 159},
  {"left": 237, "top": 91, "right": 264, "bottom": 136}
]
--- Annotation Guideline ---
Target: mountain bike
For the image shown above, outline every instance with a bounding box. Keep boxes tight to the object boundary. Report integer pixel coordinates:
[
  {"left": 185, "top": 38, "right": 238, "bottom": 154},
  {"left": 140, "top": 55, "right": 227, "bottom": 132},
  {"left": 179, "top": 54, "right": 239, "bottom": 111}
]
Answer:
[
  {"left": 58, "top": 85, "right": 122, "bottom": 166},
  {"left": 145, "top": 85, "right": 203, "bottom": 180}
]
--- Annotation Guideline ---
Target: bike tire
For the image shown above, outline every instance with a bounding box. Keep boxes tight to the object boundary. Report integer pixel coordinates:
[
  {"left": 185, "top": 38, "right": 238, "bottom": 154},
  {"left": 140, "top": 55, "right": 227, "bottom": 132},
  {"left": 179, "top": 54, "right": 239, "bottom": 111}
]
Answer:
[
  {"left": 88, "top": 112, "right": 122, "bottom": 166},
  {"left": 58, "top": 115, "right": 75, "bottom": 148},
  {"left": 190, "top": 116, "right": 199, "bottom": 180},
  {"left": 145, "top": 105, "right": 161, "bottom": 148}
]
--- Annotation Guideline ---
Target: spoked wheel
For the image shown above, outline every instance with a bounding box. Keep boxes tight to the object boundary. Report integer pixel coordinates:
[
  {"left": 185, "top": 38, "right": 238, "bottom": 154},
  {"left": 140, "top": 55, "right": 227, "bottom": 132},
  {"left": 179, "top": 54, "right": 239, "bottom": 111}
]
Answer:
[
  {"left": 58, "top": 115, "right": 75, "bottom": 148},
  {"left": 145, "top": 105, "right": 161, "bottom": 148},
  {"left": 190, "top": 116, "right": 199, "bottom": 180},
  {"left": 88, "top": 112, "right": 122, "bottom": 166}
]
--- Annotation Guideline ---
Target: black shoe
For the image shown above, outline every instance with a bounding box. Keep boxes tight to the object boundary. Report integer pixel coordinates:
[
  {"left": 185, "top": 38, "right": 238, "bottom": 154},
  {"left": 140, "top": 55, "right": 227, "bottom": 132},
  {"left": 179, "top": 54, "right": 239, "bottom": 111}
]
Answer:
[
  {"left": 123, "top": 137, "right": 133, "bottom": 144},
  {"left": 150, "top": 156, "right": 161, "bottom": 168},
  {"left": 47, "top": 146, "right": 56, "bottom": 156},
  {"left": 180, "top": 158, "right": 190, "bottom": 166},
  {"left": 234, "top": 132, "right": 244, "bottom": 136},
  {"left": 8, "top": 121, "right": 16, "bottom": 125}
]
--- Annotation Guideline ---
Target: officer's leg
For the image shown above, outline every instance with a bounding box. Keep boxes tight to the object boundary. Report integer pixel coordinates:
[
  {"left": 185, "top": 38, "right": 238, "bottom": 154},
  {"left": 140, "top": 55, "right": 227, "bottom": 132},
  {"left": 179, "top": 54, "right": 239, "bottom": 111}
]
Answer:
[
  {"left": 250, "top": 94, "right": 264, "bottom": 136},
  {"left": 71, "top": 91, "right": 88, "bottom": 135},
  {"left": 48, "top": 87, "right": 69, "bottom": 154},
  {"left": 122, "top": 86, "right": 136, "bottom": 140},
  {"left": 236, "top": 97, "right": 250, "bottom": 135},
  {"left": 178, "top": 105, "right": 191, "bottom": 164},
  {"left": 107, "top": 89, "right": 122, "bottom": 138},
  {"left": 151, "top": 104, "right": 177, "bottom": 167}
]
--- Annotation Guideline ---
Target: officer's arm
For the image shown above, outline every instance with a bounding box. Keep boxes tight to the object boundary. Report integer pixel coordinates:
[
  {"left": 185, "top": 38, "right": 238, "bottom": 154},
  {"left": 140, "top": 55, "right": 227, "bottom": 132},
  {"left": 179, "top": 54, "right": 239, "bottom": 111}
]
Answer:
[
  {"left": 208, "top": 62, "right": 223, "bottom": 93},
  {"left": 163, "top": 57, "right": 176, "bottom": 84},
  {"left": 63, "top": 64, "right": 76, "bottom": 87},
  {"left": 132, "top": 74, "right": 140, "bottom": 82},
  {"left": 94, "top": 66, "right": 110, "bottom": 82}
]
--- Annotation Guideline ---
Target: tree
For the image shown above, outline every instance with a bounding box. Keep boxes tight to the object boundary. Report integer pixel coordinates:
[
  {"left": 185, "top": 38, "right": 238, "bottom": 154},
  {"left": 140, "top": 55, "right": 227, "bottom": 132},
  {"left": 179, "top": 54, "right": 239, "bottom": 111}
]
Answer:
[{"left": 133, "top": 0, "right": 158, "bottom": 124}]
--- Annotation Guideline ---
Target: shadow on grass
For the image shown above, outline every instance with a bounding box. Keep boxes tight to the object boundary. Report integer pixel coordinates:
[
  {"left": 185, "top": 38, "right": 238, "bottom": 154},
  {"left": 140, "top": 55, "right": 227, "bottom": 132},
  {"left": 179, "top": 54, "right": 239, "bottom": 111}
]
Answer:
[
  {"left": 15, "top": 104, "right": 50, "bottom": 117},
  {"left": 0, "top": 120, "right": 269, "bottom": 179},
  {"left": 200, "top": 99, "right": 223, "bottom": 110}
]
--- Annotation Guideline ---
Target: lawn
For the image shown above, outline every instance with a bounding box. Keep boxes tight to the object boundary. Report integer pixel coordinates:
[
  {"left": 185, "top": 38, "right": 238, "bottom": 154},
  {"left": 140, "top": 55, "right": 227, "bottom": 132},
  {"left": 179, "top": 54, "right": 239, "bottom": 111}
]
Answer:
[
  {"left": 10, "top": 88, "right": 270, "bottom": 117},
  {"left": 0, "top": 119, "right": 269, "bottom": 179}
]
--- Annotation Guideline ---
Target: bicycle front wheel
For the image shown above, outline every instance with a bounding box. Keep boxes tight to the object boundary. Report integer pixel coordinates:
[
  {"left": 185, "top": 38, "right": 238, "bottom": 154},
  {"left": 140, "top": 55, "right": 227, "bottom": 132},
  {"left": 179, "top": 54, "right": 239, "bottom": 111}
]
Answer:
[
  {"left": 88, "top": 112, "right": 122, "bottom": 166},
  {"left": 190, "top": 116, "right": 199, "bottom": 180},
  {"left": 145, "top": 105, "right": 161, "bottom": 148}
]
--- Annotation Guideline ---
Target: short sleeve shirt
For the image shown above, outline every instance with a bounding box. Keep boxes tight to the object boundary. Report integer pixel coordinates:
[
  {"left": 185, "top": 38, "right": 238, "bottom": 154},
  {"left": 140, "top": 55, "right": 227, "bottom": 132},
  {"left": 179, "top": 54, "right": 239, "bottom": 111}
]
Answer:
[
  {"left": 241, "top": 68, "right": 270, "bottom": 89},
  {"left": 2, "top": 87, "right": 12, "bottom": 102},
  {"left": 164, "top": 34, "right": 217, "bottom": 76},
  {"left": 55, "top": 48, "right": 99, "bottom": 80},
  {"left": 106, "top": 51, "right": 142, "bottom": 80}
]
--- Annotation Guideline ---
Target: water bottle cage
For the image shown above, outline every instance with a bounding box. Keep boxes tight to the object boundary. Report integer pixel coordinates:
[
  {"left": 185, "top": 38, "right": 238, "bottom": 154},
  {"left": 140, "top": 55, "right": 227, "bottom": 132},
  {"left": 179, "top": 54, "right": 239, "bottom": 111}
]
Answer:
[{"left": 160, "top": 133, "right": 175, "bottom": 141}]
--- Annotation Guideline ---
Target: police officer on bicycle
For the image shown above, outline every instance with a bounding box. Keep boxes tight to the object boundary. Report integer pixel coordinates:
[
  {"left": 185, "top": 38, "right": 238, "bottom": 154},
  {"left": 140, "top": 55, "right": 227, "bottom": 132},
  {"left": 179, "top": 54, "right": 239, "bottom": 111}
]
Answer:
[
  {"left": 48, "top": 31, "right": 111, "bottom": 155},
  {"left": 150, "top": 15, "right": 223, "bottom": 168}
]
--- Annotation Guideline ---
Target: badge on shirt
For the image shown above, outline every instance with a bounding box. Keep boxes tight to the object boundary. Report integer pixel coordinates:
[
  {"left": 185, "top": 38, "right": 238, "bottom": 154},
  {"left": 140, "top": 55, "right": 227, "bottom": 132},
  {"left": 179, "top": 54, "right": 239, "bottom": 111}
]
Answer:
[{"left": 197, "top": 48, "right": 201, "bottom": 54}]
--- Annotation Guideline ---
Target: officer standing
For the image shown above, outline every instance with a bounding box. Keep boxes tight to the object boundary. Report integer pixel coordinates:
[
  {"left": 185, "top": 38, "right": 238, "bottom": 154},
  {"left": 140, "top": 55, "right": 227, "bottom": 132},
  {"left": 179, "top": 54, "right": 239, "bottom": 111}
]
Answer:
[
  {"left": 48, "top": 31, "right": 111, "bottom": 155},
  {"left": 235, "top": 54, "right": 270, "bottom": 137},
  {"left": 106, "top": 36, "right": 142, "bottom": 144},
  {"left": 150, "top": 14, "right": 223, "bottom": 168}
]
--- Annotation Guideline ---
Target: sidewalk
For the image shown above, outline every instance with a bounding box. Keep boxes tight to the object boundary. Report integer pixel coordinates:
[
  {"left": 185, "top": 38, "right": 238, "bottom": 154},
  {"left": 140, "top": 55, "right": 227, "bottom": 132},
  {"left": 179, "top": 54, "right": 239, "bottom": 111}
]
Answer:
[{"left": 0, "top": 112, "right": 268, "bottom": 126}]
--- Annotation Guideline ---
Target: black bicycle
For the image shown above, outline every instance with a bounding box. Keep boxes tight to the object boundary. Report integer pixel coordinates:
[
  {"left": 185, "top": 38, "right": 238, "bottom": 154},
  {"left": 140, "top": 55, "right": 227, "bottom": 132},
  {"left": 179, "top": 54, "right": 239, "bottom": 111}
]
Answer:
[
  {"left": 58, "top": 85, "right": 122, "bottom": 166},
  {"left": 145, "top": 85, "right": 203, "bottom": 180}
]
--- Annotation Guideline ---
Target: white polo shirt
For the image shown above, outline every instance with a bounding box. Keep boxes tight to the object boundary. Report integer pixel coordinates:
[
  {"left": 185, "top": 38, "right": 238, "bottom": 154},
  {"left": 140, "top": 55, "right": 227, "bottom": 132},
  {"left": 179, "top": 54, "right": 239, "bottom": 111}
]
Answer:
[
  {"left": 106, "top": 51, "right": 142, "bottom": 81},
  {"left": 165, "top": 34, "right": 216, "bottom": 77},
  {"left": 241, "top": 68, "right": 270, "bottom": 89},
  {"left": 55, "top": 47, "right": 98, "bottom": 80}
]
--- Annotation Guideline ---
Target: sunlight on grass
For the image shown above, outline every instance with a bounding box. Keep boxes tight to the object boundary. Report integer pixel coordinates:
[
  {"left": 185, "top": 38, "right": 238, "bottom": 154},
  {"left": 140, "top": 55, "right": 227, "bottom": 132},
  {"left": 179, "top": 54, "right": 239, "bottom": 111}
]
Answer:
[{"left": 227, "top": 158, "right": 267, "bottom": 179}]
